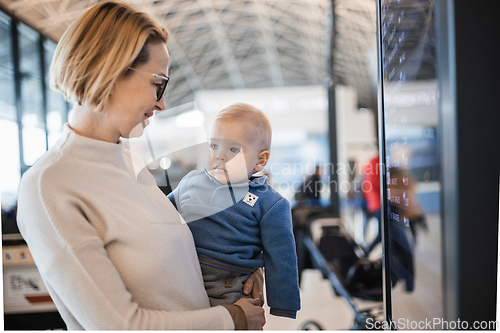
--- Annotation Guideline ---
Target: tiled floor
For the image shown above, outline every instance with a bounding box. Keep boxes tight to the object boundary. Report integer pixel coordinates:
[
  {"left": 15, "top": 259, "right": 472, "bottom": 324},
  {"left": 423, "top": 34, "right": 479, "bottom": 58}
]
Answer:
[
  {"left": 263, "top": 269, "right": 382, "bottom": 330},
  {"left": 262, "top": 210, "right": 384, "bottom": 330},
  {"left": 264, "top": 212, "right": 442, "bottom": 330}
]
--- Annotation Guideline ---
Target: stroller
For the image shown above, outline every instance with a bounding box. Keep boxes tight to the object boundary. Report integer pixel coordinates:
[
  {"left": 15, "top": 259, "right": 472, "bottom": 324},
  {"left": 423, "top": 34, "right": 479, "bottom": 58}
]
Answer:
[{"left": 293, "top": 206, "right": 384, "bottom": 330}]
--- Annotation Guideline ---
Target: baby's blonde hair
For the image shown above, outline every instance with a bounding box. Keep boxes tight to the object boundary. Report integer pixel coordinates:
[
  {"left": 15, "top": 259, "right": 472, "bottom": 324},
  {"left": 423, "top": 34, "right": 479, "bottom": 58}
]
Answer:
[
  {"left": 215, "top": 103, "right": 272, "bottom": 152},
  {"left": 50, "top": 1, "right": 168, "bottom": 112}
]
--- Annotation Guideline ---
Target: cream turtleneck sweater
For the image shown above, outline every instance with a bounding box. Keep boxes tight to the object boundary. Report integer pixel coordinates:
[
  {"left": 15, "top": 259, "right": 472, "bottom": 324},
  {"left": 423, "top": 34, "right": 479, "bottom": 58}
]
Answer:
[{"left": 16, "top": 124, "right": 234, "bottom": 330}]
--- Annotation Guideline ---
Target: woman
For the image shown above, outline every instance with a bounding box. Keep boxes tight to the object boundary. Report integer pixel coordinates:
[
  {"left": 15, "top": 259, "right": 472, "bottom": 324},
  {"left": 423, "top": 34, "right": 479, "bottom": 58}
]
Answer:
[{"left": 16, "top": 1, "right": 265, "bottom": 330}]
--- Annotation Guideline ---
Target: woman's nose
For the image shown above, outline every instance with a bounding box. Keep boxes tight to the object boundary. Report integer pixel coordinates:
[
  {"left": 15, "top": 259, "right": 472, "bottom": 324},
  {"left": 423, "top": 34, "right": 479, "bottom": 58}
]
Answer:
[{"left": 155, "top": 96, "right": 166, "bottom": 111}]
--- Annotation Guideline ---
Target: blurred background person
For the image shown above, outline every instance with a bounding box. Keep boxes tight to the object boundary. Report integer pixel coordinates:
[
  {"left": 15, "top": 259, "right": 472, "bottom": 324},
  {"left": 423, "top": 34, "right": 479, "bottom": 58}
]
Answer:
[
  {"left": 361, "top": 155, "right": 381, "bottom": 253},
  {"left": 295, "top": 165, "right": 323, "bottom": 207}
]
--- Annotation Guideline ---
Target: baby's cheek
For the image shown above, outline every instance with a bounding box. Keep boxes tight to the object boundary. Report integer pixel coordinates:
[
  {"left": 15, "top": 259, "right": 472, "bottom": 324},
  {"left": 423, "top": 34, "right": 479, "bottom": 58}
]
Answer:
[{"left": 226, "top": 154, "right": 249, "bottom": 182}]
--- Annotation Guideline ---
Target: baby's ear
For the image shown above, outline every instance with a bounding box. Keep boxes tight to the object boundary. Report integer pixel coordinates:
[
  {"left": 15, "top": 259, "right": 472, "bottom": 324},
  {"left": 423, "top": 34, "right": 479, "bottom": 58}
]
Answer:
[{"left": 254, "top": 150, "right": 270, "bottom": 172}]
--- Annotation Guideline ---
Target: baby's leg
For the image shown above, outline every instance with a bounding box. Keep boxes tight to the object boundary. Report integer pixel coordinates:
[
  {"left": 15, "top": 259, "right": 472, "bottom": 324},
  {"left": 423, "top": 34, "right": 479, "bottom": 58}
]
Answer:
[{"left": 200, "top": 263, "right": 252, "bottom": 306}]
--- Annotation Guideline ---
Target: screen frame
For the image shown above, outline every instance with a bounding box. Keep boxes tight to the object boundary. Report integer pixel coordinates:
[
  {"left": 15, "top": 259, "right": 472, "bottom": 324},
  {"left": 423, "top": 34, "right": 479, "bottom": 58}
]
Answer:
[
  {"left": 434, "top": 0, "right": 459, "bottom": 321},
  {"left": 377, "top": 0, "right": 499, "bottom": 325},
  {"left": 375, "top": 0, "right": 394, "bottom": 327},
  {"left": 376, "top": 0, "right": 448, "bottom": 327}
]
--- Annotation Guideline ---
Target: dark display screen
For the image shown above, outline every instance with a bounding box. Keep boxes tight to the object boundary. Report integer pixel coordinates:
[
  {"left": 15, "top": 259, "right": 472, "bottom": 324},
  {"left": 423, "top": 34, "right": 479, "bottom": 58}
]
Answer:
[{"left": 379, "top": 0, "right": 443, "bottom": 325}]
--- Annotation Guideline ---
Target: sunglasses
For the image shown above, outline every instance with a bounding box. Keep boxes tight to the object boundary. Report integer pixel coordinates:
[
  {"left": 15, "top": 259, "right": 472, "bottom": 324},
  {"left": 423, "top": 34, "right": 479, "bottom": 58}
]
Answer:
[{"left": 129, "top": 68, "right": 170, "bottom": 101}]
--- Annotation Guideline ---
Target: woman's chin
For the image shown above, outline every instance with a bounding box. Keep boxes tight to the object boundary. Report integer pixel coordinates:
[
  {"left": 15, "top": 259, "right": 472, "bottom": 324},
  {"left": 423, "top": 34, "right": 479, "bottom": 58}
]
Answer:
[{"left": 127, "top": 122, "right": 146, "bottom": 138}]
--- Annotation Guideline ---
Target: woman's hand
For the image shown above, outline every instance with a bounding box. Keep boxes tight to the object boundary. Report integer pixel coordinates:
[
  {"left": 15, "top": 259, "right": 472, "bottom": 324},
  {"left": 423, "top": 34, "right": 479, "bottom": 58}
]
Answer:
[
  {"left": 234, "top": 298, "right": 266, "bottom": 330},
  {"left": 243, "top": 268, "right": 264, "bottom": 306}
]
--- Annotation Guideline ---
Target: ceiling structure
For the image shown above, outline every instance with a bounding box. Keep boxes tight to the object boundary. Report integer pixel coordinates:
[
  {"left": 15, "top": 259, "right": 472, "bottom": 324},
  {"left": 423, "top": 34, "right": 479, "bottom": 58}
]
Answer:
[
  {"left": 0, "top": 0, "right": 379, "bottom": 111},
  {"left": 332, "top": 0, "right": 377, "bottom": 109}
]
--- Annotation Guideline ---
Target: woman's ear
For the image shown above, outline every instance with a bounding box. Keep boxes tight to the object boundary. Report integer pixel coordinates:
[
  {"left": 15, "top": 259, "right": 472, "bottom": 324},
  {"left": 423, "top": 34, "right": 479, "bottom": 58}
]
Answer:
[{"left": 254, "top": 150, "right": 270, "bottom": 173}]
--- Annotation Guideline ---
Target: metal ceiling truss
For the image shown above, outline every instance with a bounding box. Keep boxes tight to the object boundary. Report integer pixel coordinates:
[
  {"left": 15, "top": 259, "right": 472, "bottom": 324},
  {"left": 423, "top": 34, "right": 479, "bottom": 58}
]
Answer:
[
  {"left": 331, "top": 0, "right": 377, "bottom": 108},
  {"left": 0, "top": 0, "right": 393, "bottom": 110}
]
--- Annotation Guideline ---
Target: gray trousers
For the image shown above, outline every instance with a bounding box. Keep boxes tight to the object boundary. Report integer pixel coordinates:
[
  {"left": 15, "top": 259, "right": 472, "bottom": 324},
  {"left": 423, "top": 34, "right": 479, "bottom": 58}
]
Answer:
[{"left": 200, "top": 263, "right": 252, "bottom": 306}]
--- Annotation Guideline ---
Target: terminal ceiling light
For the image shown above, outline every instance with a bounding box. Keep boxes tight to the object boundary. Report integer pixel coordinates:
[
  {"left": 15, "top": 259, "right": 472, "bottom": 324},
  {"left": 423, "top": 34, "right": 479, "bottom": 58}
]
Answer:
[{"left": 175, "top": 110, "right": 204, "bottom": 128}]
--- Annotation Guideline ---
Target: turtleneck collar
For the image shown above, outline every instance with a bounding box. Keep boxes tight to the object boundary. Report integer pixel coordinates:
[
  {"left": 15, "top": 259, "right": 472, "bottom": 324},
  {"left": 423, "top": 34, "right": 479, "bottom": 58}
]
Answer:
[{"left": 58, "top": 123, "right": 127, "bottom": 167}]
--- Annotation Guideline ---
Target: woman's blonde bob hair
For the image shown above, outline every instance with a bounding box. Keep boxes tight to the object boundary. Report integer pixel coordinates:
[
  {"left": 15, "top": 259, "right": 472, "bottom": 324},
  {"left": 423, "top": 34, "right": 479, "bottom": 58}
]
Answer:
[{"left": 50, "top": 1, "right": 168, "bottom": 112}]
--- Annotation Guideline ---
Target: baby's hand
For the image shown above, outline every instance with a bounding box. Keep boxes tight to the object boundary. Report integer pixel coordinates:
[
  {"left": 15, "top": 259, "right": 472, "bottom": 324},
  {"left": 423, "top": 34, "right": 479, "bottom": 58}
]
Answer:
[{"left": 243, "top": 268, "right": 264, "bottom": 306}]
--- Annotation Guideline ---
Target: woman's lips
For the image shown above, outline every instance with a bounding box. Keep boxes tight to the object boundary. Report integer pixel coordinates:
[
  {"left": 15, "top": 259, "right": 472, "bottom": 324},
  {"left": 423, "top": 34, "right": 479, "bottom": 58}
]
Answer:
[{"left": 143, "top": 112, "right": 154, "bottom": 126}]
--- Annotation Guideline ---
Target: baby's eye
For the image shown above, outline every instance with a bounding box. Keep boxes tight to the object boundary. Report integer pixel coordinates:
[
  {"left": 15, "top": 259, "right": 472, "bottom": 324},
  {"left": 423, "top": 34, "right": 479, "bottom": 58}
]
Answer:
[
  {"left": 210, "top": 143, "right": 219, "bottom": 150},
  {"left": 230, "top": 147, "right": 240, "bottom": 153}
]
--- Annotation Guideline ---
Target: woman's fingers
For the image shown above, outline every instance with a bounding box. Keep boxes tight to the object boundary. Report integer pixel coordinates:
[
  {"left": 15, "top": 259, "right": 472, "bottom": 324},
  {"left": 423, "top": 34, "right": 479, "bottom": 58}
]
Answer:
[
  {"left": 247, "top": 298, "right": 260, "bottom": 306},
  {"left": 234, "top": 298, "right": 266, "bottom": 330}
]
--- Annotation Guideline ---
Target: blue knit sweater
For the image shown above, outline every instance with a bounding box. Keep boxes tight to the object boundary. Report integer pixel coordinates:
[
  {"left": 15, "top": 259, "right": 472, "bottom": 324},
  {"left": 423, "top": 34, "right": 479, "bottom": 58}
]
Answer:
[{"left": 168, "top": 170, "right": 300, "bottom": 318}]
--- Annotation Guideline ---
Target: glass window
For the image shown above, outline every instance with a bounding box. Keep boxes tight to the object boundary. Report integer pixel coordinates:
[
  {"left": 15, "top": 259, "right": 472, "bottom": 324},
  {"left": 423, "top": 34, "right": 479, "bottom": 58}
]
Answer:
[
  {"left": 0, "top": 120, "right": 21, "bottom": 211},
  {"left": 22, "top": 127, "right": 47, "bottom": 166},
  {"left": 44, "top": 39, "right": 67, "bottom": 147},
  {"left": 47, "top": 90, "right": 67, "bottom": 148},
  {"left": 0, "top": 11, "right": 15, "bottom": 122},
  {"left": 379, "top": 0, "right": 442, "bottom": 324},
  {"left": 42, "top": 36, "right": 54, "bottom": 80},
  {"left": 18, "top": 22, "right": 46, "bottom": 165},
  {"left": 0, "top": 12, "right": 20, "bottom": 212},
  {"left": 18, "top": 23, "right": 42, "bottom": 80}
]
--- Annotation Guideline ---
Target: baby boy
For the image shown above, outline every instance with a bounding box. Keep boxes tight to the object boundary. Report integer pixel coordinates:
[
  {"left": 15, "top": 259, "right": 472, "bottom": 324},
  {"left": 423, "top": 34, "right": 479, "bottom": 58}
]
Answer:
[{"left": 168, "top": 103, "right": 300, "bottom": 318}]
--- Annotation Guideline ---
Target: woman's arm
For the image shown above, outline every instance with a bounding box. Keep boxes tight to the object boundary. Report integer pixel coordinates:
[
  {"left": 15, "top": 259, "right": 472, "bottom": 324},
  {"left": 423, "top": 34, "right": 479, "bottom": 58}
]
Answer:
[
  {"left": 231, "top": 298, "right": 266, "bottom": 330},
  {"left": 17, "top": 174, "right": 234, "bottom": 330}
]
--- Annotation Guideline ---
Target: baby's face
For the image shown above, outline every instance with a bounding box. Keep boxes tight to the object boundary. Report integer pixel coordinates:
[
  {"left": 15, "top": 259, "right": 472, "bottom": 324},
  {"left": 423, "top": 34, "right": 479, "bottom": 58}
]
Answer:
[{"left": 207, "top": 119, "right": 261, "bottom": 184}]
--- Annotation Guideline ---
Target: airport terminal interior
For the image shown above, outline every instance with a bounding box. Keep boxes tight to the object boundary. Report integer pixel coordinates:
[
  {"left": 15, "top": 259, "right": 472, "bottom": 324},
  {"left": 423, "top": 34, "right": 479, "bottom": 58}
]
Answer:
[{"left": 1, "top": 0, "right": 499, "bottom": 330}]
